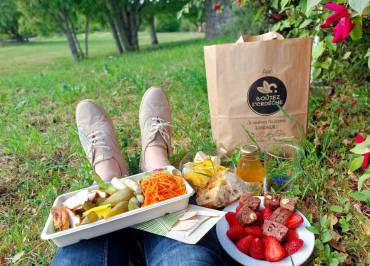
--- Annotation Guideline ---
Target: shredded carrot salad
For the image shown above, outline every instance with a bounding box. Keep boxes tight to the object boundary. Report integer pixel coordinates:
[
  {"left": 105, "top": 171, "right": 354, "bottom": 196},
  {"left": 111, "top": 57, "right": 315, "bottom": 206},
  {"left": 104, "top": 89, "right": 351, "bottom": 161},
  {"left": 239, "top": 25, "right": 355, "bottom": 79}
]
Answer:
[{"left": 140, "top": 171, "right": 187, "bottom": 207}]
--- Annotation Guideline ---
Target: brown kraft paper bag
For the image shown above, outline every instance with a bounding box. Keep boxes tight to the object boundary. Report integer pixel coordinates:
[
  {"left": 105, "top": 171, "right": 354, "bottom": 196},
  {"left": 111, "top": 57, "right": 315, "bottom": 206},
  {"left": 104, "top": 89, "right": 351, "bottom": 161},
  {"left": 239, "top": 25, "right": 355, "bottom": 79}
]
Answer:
[{"left": 204, "top": 32, "right": 312, "bottom": 153}]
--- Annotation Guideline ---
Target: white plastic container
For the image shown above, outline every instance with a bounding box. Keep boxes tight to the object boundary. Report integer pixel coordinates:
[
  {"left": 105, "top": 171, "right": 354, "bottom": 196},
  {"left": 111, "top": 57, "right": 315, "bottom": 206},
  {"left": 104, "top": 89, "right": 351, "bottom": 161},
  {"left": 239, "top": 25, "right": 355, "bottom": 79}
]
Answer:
[{"left": 41, "top": 168, "right": 194, "bottom": 247}]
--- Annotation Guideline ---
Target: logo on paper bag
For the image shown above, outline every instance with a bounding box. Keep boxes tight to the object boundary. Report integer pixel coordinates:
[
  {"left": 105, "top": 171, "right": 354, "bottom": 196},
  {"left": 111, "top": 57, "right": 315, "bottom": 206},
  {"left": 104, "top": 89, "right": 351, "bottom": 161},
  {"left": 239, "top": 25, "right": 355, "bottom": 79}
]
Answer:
[{"left": 247, "top": 76, "right": 287, "bottom": 115}]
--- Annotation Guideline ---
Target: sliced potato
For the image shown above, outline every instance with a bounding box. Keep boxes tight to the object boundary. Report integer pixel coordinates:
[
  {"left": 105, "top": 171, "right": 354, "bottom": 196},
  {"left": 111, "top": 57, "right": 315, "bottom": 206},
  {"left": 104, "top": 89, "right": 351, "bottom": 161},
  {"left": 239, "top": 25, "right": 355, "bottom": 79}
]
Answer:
[
  {"left": 103, "top": 201, "right": 128, "bottom": 219},
  {"left": 102, "top": 188, "right": 132, "bottom": 206},
  {"left": 128, "top": 197, "right": 140, "bottom": 211}
]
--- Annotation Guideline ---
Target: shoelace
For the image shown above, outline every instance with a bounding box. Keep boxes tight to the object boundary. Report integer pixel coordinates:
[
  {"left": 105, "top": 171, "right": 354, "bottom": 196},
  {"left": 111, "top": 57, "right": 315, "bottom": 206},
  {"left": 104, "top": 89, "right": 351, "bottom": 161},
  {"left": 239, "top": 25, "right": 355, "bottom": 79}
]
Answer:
[
  {"left": 149, "top": 117, "right": 171, "bottom": 146},
  {"left": 78, "top": 128, "right": 111, "bottom": 163}
]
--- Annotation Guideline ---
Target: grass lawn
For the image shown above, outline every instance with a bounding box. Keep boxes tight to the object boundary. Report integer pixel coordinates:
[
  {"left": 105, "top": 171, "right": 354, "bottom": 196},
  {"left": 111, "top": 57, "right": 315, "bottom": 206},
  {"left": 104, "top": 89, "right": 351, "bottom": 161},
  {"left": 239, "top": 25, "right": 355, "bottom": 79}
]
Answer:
[{"left": 0, "top": 31, "right": 369, "bottom": 265}]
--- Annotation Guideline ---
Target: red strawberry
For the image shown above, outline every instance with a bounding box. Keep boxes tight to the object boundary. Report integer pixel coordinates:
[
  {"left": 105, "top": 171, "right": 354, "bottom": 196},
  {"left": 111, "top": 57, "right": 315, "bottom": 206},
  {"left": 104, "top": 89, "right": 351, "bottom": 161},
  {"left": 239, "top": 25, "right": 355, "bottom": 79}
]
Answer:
[
  {"left": 255, "top": 211, "right": 264, "bottom": 225},
  {"left": 225, "top": 212, "right": 239, "bottom": 226},
  {"left": 262, "top": 207, "right": 273, "bottom": 220},
  {"left": 286, "top": 229, "right": 299, "bottom": 242},
  {"left": 227, "top": 224, "right": 246, "bottom": 241},
  {"left": 285, "top": 213, "right": 304, "bottom": 229},
  {"left": 284, "top": 239, "right": 304, "bottom": 256},
  {"left": 236, "top": 235, "right": 254, "bottom": 255},
  {"left": 250, "top": 237, "right": 265, "bottom": 260},
  {"left": 245, "top": 225, "right": 263, "bottom": 237},
  {"left": 265, "top": 236, "right": 286, "bottom": 262},
  {"left": 236, "top": 204, "right": 242, "bottom": 213}
]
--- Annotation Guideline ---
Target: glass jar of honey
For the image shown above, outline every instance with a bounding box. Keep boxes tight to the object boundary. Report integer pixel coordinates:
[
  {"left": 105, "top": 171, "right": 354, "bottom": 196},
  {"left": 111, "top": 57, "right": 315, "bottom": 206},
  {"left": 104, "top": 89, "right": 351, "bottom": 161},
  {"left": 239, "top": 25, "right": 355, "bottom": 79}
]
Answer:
[{"left": 236, "top": 145, "right": 265, "bottom": 195}]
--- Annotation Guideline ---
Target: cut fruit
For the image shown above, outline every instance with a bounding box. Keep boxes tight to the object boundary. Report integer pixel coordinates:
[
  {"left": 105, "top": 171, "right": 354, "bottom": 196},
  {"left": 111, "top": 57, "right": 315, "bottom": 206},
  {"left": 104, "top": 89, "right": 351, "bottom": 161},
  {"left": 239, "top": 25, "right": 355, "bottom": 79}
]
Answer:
[
  {"left": 245, "top": 225, "right": 263, "bottom": 237},
  {"left": 284, "top": 238, "right": 304, "bottom": 256},
  {"left": 285, "top": 213, "right": 304, "bottom": 229},
  {"left": 250, "top": 237, "right": 265, "bottom": 260},
  {"left": 227, "top": 224, "right": 246, "bottom": 242},
  {"left": 265, "top": 236, "right": 286, "bottom": 262},
  {"left": 236, "top": 235, "right": 254, "bottom": 255}
]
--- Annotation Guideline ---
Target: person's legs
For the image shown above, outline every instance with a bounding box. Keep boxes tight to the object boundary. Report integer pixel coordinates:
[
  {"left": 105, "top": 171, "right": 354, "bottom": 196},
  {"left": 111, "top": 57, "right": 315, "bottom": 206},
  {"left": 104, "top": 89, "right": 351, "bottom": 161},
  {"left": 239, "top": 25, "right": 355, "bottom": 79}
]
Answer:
[
  {"left": 52, "top": 230, "right": 132, "bottom": 266},
  {"left": 52, "top": 100, "right": 132, "bottom": 265},
  {"left": 139, "top": 87, "right": 226, "bottom": 266},
  {"left": 143, "top": 230, "right": 226, "bottom": 266},
  {"left": 139, "top": 86, "right": 171, "bottom": 172},
  {"left": 76, "top": 99, "right": 129, "bottom": 180}
]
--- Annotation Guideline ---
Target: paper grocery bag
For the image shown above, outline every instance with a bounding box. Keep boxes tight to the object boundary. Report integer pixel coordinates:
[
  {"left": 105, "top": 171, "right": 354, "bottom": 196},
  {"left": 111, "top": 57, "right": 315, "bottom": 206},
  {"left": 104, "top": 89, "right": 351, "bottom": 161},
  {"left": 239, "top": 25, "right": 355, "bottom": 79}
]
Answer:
[{"left": 204, "top": 32, "right": 312, "bottom": 153}]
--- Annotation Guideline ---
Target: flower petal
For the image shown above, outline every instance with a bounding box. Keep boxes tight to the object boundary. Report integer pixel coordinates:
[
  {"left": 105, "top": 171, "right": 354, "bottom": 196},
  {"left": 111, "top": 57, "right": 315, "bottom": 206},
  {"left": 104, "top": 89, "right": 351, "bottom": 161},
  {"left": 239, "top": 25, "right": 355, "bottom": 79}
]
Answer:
[
  {"left": 354, "top": 134, "right": 365, "bottom": 143},
  {"left": 324, "top": 3, "right": 346, "bottom": 12},
  {"left": 362, "top": 153, "right": 369, "bottom": 170}
]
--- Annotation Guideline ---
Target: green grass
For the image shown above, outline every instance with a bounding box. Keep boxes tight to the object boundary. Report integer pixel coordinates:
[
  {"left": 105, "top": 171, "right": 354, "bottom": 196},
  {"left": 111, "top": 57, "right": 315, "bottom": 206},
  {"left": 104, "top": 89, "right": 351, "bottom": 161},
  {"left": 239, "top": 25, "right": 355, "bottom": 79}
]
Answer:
[{"left": 0, "top": 31, "right": 369, "bottom": 265}]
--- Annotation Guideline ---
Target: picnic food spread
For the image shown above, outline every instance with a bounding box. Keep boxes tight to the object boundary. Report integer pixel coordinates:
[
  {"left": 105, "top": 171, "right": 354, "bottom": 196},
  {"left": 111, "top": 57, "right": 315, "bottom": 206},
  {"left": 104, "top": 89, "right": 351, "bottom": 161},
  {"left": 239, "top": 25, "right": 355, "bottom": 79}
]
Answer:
[
  {"left": 225, "top": 192, "right": 304, "bottom": 262},
  {"left": 51, "top": 170, "right": 186, "bottom": 232}
]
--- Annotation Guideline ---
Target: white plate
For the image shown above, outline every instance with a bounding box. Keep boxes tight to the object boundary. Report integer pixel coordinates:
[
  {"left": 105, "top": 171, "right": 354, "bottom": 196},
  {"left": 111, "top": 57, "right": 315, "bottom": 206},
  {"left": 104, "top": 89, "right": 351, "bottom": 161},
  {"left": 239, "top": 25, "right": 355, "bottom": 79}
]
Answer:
[{"left": 216, "top": 196, "right": 314, "bottom": 266}]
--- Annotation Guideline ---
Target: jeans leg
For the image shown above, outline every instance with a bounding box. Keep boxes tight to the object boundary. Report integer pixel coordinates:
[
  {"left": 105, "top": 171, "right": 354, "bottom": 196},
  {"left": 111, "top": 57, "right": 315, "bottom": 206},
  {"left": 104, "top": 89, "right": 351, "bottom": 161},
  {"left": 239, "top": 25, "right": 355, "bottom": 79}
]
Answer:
[
  {"left": 143, "top": 229, "right": 226, "bottom": 266},
  {"left": 51, "top": 229, "right": 130, "bottom": 266}
]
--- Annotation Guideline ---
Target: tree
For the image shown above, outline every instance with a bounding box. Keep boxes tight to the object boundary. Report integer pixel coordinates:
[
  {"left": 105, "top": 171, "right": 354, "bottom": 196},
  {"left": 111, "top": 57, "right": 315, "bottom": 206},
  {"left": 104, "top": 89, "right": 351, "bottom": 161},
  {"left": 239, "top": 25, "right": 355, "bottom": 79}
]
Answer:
[
  {"left": 18, "top": 0, "right": 85, "bottom": 61},
  {"left": 0, "top": 0, "right": 28, "bottom": 41}
]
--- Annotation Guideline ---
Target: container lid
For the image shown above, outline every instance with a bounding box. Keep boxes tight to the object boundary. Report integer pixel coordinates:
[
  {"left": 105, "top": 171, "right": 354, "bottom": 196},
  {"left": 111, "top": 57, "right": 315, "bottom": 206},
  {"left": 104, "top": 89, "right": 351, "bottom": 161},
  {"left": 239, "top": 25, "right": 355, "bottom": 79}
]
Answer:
[{"left": 240, "top": 145, "right": 258, "bottom": 156}]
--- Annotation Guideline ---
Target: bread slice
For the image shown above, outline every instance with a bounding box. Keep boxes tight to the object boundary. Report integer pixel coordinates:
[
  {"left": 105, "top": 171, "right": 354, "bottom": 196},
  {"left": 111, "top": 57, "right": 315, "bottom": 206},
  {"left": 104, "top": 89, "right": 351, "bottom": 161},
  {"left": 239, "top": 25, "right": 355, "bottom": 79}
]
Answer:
[{"left": 196, "top": 170, "right": 248, "bottom": 208}]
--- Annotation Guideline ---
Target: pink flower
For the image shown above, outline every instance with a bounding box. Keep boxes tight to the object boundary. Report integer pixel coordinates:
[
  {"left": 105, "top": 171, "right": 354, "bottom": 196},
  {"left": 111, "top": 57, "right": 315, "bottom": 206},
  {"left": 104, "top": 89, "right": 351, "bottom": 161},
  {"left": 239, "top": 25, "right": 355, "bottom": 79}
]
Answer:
[
  {"left": 321, "top": 3, "right": 353, "bottom": 43},
  {"left": 354, "top": 134, "right": 369, "bottom": 170},
  {"left": 214, "top": 4, "right": 222, "bottom": 11}
]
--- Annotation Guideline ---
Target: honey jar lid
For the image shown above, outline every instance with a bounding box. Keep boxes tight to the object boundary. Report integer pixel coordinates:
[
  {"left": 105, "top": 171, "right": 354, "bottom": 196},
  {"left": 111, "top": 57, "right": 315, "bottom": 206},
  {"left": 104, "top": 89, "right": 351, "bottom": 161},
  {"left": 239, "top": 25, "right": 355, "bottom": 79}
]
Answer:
[{"left": 240, "top": 145, "right": 258, "bottom": 156}]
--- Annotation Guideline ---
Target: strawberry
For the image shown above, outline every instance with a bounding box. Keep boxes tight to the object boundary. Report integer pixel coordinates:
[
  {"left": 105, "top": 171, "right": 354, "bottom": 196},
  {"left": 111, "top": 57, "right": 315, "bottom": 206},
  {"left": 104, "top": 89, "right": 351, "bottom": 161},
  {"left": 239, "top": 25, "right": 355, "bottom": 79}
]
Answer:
[
  {"left": 255, "top": 211, "right": 264, "bottom": 225},
  {"left": 262, "top": 207, "right": 273, "bottom": 220},
  {"left": 236, "top": 235, "right": 254, "bottom": 255},
  {"left": 245, "top": 225, "right": 263, "bottom": 237},
  {"left": 225, "top": 212, "right": 239, "bottom": 226},
  {"left": 236, "top": 204, "right": 242, "bottom": 213},
  {"left": 265, "top": 236, "right": 286, "bottom": 262},
  {"left": 284, "top": 238, "right": 304, "bottom": 256},
  {"left": 286, "top": 229, "right": 299, "bottom": 242},
  {"left": 250, "top": 237, "right": 265, "bottom": 260},
  {"left": 285, "top": 213, "right": 304, "bottom": 229},
  {"left": 227, "top": 224, "right": 246, "bottom": 241}
]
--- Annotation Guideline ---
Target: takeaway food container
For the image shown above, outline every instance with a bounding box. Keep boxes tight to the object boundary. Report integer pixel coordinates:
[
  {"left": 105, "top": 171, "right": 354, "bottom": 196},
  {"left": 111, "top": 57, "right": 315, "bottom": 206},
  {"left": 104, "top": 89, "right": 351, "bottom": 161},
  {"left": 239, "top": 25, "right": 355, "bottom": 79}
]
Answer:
[{"left": 41, "top": 167, "right": 194, "bottom": 247}]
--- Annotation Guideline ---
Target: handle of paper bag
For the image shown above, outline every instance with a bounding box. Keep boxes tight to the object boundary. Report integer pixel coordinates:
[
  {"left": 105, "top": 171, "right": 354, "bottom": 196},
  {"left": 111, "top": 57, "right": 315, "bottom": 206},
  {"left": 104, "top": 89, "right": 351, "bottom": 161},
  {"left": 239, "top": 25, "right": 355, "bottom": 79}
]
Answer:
[{"left": 236, "top": 32, "right": 284, "bottom": 43}]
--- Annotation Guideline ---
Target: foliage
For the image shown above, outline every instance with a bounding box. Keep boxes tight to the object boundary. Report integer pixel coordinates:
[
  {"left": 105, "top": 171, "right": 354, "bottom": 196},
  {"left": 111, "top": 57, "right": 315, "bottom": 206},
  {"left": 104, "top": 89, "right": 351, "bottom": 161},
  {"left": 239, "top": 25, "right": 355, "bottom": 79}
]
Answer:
[
  {"left": 0, "top": 0, "right": 31, "bottom": 41},
  {"left": 155, "top": 14, "right": 181, "bottom": 32},
  {"left": 228, "top": 0, "right": 369, "bottom": 83}
]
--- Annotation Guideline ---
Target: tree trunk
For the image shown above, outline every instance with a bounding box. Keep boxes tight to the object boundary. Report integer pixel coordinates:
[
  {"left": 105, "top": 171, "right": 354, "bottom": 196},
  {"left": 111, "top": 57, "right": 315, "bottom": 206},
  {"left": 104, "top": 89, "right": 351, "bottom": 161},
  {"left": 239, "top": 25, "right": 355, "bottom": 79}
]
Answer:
[
  {"left": 108, "top": 0, "right": 132, "bottom": 51},
  {"left": 69, "top": 19, "right": 84, "bottom": 59},
  {"left": 148, "top": 15, "right": 158, "bottom": 46},
  {"left": 205, "top": 0, "right": 231, "bottom": 39},
  {"left": 59, "top": 12, "right": 81, "bottom": 61},
  {"left": 84, "top": 14, "right": 90, "bottom": 58},
  {"left": 102, "top": 1, "right": 123, "bottom": 54}
]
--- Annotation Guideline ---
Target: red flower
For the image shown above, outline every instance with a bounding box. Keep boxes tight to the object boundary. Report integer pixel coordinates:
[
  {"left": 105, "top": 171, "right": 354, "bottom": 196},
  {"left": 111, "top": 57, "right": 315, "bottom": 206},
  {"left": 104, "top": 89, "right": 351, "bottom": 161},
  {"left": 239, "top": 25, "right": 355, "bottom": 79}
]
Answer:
[
  {"left": 354, "top": 134, "right": 369, "bottom": 170},
  {"left": 273, "top": 13, "right": 281, "bottom": 21},
  {"left": 214, "top": 4, "right": 222, "bottom": 11},
  {"left": 320, "top": 3, "right": 353, "bottom": 43}
]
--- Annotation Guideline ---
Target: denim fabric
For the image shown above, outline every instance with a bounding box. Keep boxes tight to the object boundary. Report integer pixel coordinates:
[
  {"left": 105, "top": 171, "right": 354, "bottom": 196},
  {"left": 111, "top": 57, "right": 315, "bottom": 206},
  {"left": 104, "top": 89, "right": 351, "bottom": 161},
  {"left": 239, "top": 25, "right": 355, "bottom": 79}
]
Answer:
[{"left": 52, "top": 229, "right": 225, "bottom": 266}]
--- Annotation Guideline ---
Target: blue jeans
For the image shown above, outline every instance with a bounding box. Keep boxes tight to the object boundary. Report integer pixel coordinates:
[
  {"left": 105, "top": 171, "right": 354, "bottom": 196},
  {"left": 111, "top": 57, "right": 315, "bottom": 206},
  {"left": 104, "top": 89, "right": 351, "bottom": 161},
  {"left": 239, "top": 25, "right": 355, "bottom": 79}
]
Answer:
[{"left": 52, "top": 228, "right": 226, "bottom": 266}]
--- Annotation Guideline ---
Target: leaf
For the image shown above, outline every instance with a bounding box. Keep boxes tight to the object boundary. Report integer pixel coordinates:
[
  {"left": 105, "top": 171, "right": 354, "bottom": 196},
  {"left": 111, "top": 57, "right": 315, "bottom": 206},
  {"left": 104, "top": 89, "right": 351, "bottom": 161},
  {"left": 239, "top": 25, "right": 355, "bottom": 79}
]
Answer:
[
  {"left": 299, "top": 19, "right": 312, "bottom": 29},
  {"left": 306, "top": 0, "right": 322, "bottom": 15},
  {"left": 321, "top": 230, "right": 333, "bottom": 243},
  {"left": 313, "top": 41, "right": 325, "bottom": 59},
  {"left": 342, "top": 51, "right": 351, "bottom": 60},
  {"left": 272, "top": 0, "right": 280, "bottom": 9},
  {"left": 11, "top": 251, "right": 24, "bottom": 263},
  {"left": 349, "top": 0, "right": 370, "bottom": 15},
  {"left": 281, "top": 0, "right": 290, "bottom": 10},
  {"left": 366, "top": 47, "right": 370, "bottom": 69},
  {"left": 350, "top": 17, "right": 363, "bottom": 41},
  {"left": 320, "top": 57, "right": 332, "bottom": 69},
  {"left": 307, "top": 225, "right": 320, "bottom": 234},
  {"left": 351, "top": 190, "right": 370, "bottom": 205},
  {"left": 329, "top": 205, "right": 343, "bottom": 213},
  {"left": 350, "top": 136, "right": 370, "bottom": 154},
  {"left": 349, "top": 156, "right": 364, "bottom": 172},
  {"left": 358, "top": 173, "right": 370, "bottom": 191}
]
